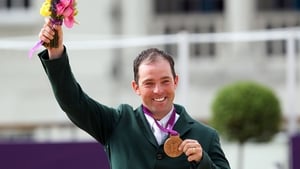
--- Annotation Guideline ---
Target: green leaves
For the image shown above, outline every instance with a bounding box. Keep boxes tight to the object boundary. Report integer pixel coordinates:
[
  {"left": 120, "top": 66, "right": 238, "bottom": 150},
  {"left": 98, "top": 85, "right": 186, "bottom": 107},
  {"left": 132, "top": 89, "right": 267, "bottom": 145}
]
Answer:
[{"left": 210, "top": 81, "right": 282, "bottom": 144}]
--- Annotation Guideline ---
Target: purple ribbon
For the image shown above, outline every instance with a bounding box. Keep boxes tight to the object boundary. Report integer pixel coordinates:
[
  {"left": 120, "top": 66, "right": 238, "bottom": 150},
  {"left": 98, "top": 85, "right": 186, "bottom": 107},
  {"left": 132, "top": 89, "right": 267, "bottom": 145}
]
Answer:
[
  {"left": 28, "top": 18, "right": 63, "bottom": 59},
  {"left": 50, "top": 18, "right": 63, "bottom": 25},
  {"left": 143, "top": 105, "right": 178, "bottom": 136},
  {"left": 28, "top": 40, "right": 43, "bottom": 59}
]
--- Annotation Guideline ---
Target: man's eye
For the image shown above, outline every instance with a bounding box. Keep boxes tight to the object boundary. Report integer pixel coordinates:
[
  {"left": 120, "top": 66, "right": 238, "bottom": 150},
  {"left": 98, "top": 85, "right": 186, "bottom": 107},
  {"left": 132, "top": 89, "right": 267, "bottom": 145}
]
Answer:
[
  {"left": 163, "top": 80, "right": 171, "bottom": 84},
  {"left": 144, "top": 82, "right": 154, "bottom": 87}
]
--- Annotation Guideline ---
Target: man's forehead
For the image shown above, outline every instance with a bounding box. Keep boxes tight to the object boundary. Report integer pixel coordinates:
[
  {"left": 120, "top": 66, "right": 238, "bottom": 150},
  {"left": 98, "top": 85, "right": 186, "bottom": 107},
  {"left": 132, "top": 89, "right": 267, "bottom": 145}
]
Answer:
[
  {"left": 138, "top": 61, "right": 173, "bottom": 79},
  {"left": 141, "top": 55, "right": 167, "bottom": 65}
]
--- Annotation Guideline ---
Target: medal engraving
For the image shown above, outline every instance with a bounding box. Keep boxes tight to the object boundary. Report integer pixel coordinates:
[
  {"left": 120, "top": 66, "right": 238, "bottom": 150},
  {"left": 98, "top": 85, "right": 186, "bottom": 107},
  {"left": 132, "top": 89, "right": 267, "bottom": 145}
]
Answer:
[{"left": 164, "top": 135, "right": 183, "bottom": 158}]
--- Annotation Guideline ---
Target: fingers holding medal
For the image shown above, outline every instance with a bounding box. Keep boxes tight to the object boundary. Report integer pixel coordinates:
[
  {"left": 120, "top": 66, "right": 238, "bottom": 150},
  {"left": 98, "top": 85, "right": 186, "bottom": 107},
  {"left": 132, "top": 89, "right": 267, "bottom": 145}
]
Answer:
[
  {"left": 178, "top": 139, "right": 203, "bottom": 162},
  {"left": 163, "top": 136, "right": 203, "bottom": 162}
]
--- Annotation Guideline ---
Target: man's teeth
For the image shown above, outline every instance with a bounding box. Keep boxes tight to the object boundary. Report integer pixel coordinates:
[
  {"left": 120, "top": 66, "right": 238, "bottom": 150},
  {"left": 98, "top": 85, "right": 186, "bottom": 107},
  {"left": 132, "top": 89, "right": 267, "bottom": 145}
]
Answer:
[{"left": 154, "top": 97, "right": 165, "bottom": 102}]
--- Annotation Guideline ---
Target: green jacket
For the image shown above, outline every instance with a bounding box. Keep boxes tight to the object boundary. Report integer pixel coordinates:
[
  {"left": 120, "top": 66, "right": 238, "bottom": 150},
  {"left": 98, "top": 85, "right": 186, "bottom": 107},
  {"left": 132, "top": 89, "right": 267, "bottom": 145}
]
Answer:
[{"left": 39, "top": 48, "right": 230, "bottom": 169}]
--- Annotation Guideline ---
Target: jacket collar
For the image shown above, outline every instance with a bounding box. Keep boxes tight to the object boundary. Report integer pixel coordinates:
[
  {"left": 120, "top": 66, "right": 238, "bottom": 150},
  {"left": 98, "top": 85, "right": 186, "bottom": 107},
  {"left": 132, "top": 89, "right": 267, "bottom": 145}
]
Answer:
[{"left": 173, "top": 104, "right": 195, "bottom": 137}]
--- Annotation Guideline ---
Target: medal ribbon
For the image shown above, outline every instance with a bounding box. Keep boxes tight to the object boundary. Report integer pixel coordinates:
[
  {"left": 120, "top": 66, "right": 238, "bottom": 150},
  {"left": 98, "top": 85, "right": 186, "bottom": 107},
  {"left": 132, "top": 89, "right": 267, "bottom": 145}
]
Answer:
[{"left": 143, "top": 105, "right": 178, "bottom": 136}]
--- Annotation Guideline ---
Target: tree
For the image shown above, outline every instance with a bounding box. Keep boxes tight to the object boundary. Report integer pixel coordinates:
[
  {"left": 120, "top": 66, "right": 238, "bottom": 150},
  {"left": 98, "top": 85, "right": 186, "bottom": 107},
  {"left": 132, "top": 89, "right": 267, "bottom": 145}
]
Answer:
[{"left": 210, "top": 81, "right": 282, "bottom": 169}]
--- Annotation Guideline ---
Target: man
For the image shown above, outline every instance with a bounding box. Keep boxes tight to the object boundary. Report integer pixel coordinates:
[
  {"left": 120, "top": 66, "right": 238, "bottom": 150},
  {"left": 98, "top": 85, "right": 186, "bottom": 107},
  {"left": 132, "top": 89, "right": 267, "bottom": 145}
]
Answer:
[{"left": 38, "top": 20, "right": 231, "bottom": 169}]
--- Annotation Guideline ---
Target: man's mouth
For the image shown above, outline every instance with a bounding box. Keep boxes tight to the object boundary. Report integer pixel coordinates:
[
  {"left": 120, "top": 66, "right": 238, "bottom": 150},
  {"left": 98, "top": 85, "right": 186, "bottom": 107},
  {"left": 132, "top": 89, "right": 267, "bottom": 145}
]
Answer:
[{"left": 153, "top": 97, "right": 166, "bottom": 102}]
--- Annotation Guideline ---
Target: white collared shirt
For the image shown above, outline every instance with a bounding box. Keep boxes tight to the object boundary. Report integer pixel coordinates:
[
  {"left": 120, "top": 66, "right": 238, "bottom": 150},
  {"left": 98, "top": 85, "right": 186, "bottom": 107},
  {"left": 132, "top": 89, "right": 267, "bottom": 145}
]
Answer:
[{"left": 145, "top": 107, "right": 179, "bottom": 145}]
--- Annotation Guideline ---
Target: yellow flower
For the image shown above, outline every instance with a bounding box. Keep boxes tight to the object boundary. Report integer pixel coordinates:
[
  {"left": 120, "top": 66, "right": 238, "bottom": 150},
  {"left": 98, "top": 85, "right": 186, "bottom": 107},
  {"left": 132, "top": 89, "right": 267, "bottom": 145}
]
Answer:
[
  {"left": 74, "top": 9, "right": 78, "bottom": 16},
  {"left": 40, "top": 2, "right": 51, "bottom": 17}
]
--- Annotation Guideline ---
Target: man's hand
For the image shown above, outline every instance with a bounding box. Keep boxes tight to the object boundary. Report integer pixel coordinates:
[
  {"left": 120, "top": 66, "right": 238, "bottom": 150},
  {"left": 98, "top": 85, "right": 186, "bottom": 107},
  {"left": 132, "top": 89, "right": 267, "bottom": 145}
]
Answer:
[
  {"left": 39, "top": 19, "right": 64, "bottom": 59},
  {"left": 178, "top": 139, "right": 203, "bottom": 163}
]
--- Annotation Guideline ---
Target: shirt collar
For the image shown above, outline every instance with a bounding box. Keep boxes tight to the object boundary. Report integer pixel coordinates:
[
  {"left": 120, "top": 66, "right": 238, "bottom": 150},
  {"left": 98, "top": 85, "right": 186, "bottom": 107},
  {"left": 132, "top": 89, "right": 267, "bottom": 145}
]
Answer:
[{"left": 145, "top": 106, "right": 177, "bottom": 128}]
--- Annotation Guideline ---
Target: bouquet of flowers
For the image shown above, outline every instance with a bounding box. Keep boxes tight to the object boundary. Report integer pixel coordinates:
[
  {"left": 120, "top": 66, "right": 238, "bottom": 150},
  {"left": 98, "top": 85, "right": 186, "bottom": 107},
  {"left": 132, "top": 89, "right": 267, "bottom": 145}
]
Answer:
[{"left": 29, "top": 0, "right": 78, "bottom": 57}]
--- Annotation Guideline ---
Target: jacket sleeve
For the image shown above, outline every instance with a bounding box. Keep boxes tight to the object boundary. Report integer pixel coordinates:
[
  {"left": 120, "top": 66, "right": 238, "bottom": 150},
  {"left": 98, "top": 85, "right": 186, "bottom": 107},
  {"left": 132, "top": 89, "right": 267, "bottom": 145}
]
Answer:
[
  {"left": 38, "top": 47, "right": 120, "bottom": 145},
  {"left": 194, "top": 131, "right": 231, "bottom": 169}
]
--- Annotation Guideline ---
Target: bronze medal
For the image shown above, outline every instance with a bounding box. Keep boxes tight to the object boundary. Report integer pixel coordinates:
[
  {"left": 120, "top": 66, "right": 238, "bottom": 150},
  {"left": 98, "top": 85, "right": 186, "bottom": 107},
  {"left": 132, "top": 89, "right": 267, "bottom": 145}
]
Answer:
[{"left": 163, "top": 135, "right": 183, "bottom": 158}]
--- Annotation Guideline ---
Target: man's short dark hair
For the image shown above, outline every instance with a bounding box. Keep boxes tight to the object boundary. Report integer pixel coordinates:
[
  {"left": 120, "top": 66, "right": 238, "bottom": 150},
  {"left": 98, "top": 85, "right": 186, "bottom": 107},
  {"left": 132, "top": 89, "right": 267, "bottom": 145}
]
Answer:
[{"left": 133, "top": 48, "right": 176, "bottom": 84}]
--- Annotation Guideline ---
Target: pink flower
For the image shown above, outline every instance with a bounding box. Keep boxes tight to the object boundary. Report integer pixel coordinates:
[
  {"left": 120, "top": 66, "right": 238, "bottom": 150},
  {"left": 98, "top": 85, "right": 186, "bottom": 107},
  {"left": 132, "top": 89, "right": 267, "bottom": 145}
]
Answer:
[
  {"left": 56, "top": 3, "right": 66, "bottom": 15},
  {"left": 56, "top": 0, "right": 73, "bottom": 15},
  {"left": 63, "top": 6, "right": 73, "bottom": 17},
  {"left": 60, "top": 0, "right": 72, "bottom": 6},
  {"left": 64, "top": 15, "right": 75, "bottom": 28},
  {"left": 55, "top": 0, "right": 76, "bottom": 28}
]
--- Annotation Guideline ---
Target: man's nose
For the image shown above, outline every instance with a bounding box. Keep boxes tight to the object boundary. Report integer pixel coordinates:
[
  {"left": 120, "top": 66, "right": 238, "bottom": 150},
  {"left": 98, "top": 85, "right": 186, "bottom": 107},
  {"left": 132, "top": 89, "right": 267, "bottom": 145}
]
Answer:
[{"left": 153, "top": 84, "right": 162, "bottom": 93}]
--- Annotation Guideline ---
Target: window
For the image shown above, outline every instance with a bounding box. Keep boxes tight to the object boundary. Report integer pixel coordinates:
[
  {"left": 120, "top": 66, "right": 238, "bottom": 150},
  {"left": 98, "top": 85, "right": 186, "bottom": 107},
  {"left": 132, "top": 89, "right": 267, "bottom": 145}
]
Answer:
[
  {"left": 153, "top": 0, "right": 221, "bottom": 57},
  {"left": 258, "top": 0, "right": 300, "bottom": 11},
  {"left": 154, "top": 0, "right": 224, "bottom": 14},
  {"left": 0, "top": 0, "right": 31, "bottom": 10},
  {"left": 0, "top": 0, "right": 39, "bottom": 25},
  {"left": 259, "top": 0, "right": 300, "bottom": 56}
]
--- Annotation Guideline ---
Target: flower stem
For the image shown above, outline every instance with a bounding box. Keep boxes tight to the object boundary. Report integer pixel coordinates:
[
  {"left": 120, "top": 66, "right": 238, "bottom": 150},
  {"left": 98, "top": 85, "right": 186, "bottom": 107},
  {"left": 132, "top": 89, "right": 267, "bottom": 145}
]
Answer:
[{"left": 49, "top": 29, "right": 59, "bottom": 48}]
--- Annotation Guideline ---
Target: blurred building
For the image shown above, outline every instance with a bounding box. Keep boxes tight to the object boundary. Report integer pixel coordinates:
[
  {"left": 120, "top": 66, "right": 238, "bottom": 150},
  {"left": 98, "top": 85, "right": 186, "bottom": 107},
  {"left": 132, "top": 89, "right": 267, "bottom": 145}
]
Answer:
[
  {"left": 0, "top": 0, "right": 299, "bottom": 140},
  {"left": 0, "top": 1, "right": 298, "bottom": 169}
]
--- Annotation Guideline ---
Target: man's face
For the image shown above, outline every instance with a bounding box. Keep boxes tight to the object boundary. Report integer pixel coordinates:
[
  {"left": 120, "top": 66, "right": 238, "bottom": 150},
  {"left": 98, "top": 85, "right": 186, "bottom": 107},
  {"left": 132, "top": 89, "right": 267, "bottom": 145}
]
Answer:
[{"left": 132, "top": 57, "right": 178, "bottom": 117}]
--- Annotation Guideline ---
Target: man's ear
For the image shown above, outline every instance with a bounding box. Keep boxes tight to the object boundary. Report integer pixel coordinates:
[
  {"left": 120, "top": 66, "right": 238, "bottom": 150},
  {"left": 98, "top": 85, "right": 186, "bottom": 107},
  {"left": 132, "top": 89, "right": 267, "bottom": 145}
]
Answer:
[
  {"left": 131, "top": 80, "right": 140, "bottom": 95},
  {"left": 174, "top": 75, "right": 179, "bottom": 88}
]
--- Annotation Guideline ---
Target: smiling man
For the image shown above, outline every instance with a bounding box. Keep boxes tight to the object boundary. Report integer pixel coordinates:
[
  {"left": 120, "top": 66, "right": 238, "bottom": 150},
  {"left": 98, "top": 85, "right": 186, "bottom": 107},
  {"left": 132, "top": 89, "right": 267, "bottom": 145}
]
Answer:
[
  {"left": 37, "top": 20, "right": 231, "bottom": 169},
  {"left": 131, "top": 50, "right": 178, "bottom": 120}
]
